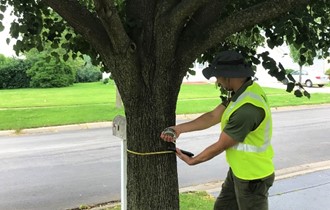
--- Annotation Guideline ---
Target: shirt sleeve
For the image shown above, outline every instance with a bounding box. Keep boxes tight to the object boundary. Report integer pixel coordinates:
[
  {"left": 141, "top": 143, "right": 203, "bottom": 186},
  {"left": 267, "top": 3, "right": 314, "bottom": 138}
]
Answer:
[{"left": 223, "top": 103, "right": 265, "bottom": 142}]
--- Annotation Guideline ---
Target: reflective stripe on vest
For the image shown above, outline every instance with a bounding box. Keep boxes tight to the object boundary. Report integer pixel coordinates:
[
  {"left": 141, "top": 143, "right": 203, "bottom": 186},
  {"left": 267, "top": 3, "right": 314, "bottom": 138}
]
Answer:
[{"left": 232, "top": 120, "right": 271, "bottom": 152}]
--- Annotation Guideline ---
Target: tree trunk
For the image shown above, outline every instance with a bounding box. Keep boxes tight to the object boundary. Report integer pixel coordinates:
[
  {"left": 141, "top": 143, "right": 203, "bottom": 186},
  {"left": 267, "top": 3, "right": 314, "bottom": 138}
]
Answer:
[
  {"left": 126, "top": 90, "right": 180, "bottom": 209},
  {"left": 107, "top": 19, "right": 186, "bottom": 208}
]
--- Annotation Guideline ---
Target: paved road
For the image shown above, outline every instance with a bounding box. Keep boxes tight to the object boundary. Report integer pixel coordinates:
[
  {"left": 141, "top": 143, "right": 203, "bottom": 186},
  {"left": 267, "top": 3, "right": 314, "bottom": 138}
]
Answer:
[
  {"left": 0, "top": 128, "right": 119, "bottom": 210},
  {"left": 0, "top": 105, "right": 330, "bottom": 210}
]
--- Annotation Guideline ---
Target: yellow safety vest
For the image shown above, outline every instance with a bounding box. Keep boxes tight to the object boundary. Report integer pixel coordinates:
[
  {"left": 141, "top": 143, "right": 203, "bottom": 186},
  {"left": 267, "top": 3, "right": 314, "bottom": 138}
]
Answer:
[{"left": 221, "top": 82, "right": 274, "bottom": 180}]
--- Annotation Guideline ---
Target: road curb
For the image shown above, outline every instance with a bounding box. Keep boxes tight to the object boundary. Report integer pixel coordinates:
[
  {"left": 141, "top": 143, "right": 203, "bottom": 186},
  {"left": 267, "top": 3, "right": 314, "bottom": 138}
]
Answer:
[
  {"left": 1, "top": 104, "right": 330, "bottom": 137},
  {"left": 0, "top": 122, "right": 113, "bottom": 137}
]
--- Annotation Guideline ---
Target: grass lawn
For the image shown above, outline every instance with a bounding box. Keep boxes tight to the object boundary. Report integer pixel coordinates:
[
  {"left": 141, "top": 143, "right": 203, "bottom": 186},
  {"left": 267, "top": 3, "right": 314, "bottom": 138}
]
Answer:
[
  {"left": 1, "top": 81, "right": 330, "bottom": 131},
  {"left": 83, "top": 191, "right": 215, "bottom": 210}
]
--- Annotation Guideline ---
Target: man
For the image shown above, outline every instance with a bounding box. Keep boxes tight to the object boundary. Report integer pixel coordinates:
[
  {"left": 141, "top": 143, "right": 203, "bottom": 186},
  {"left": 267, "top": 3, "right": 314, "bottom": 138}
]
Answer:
[{"left": 160, "top": 50, "right": 275, "bottom": 210}]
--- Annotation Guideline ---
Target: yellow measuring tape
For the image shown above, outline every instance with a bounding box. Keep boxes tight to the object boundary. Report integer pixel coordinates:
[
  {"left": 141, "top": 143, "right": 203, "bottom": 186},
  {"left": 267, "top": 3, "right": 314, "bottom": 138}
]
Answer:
[
  {"left": 127, "top": 129, "right": 177, "bottom": 156},
  {"left": 127, "top": 140, "right": 177, "bottom": 156},
  {"left": 127, "top": 149, "right": 174, "bottom": 156}
]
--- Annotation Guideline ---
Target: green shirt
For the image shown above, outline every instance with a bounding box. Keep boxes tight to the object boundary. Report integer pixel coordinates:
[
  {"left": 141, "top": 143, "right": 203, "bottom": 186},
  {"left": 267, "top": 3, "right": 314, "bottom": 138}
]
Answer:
[{"left": 223, "top": 80, "right": 265, "bottom": 142}]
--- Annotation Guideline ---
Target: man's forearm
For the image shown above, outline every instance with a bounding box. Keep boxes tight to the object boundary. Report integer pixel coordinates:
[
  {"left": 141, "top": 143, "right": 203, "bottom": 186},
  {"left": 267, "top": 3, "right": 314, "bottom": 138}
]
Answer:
[{"left": 175, "top": 104, "right": 225, "bottom": 134}]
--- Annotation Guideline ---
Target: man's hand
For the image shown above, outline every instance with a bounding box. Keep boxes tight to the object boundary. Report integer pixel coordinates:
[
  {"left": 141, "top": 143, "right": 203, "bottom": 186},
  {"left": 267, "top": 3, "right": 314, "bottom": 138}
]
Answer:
[
  {"left": 160, "top": 127, "right": 179, "bottom": 142},
  {"left": 176, "top": 148, "right": 194, "bottom": 165}
]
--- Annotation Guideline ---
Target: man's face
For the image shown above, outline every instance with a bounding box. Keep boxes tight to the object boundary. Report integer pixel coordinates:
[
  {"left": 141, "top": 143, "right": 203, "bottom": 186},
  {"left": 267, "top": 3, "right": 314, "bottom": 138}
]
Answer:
[{"left": 216, "top": 77, "right": 231, "bottom": 91}]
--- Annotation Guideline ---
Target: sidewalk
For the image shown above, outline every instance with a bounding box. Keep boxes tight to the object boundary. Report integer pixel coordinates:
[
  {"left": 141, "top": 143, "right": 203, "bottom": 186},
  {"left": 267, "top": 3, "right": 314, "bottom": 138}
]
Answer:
[
  {"left": 268, "top": 168, "right": 330, "bottom": 210},
  {"left": 95, "top": 161, "right": 330, "bottom": 210},
  {"left": 180, "top": 160, "right": 330, "bottom": 210}
]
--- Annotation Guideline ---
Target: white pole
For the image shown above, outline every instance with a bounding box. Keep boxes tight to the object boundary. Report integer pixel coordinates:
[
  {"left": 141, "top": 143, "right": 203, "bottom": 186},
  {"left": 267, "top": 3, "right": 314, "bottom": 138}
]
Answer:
[
  {"left": 121, "top": 138, "right": 127, "bottom": 210},
  {"left": 112, "top": 115, "right": 127, "bottom": 210}
]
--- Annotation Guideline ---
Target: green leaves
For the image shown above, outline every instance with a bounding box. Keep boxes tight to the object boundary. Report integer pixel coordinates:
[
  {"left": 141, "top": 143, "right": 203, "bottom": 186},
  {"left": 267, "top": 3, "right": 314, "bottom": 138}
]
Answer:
[
  {"left": 65, "top": 33, "right": 72, "bottom": 40},
  {"left": 286, "top": 82, "right": 295, "bottom": 93},
  {"left": 2, "top": 3, "right": 94, "bottom": 62},
  {"left": 303, "top": 90, "right": 311, "bottom": 99},
  {"left": 3, "top": 0, "right": 329, "bottom": 101},
  {"left": 259, "top": 52, "right": 286, "bottom": 82},
  {"left": 287, "top": 73, "right": 296, "bottom": 83},
  {"left": 293, "top": 88, "right": 310, "bottom": 99},
  {"left": 257, "top": 50, "right": 312, "bottom": 99},
  {"left": 63, "top": 53, "right": 69, "bottom": 62},
  {"left": 10, "top": 22, "right": 20, "bottom": 38},
  {"left": 0, "top": 21, "right": 4, "bottom": 32},
  {"left": 0, "top": 5, "right": 6, "bottom": 13},
  {"left": 294, "top": 89, "right": 303, "bottom": 97}
]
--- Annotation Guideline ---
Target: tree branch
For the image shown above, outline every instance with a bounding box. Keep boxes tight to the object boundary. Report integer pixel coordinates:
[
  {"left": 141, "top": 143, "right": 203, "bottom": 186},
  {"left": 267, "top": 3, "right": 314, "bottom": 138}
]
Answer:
[
  {"left": 41, "top": 0, "right": 111, "bottom": 54},
  {"left": 93, "top": 0, "right": 131, "bottom": 54},
  {"left": 180, "top": 0, "right": 231, "bottom": 38},
  {"left": 166, "top": 0, "right": 210, "bottom": 28},
  {"left": 157, "top": 0, "right": 229, "bottom": 82},
  {"left": 42, "top": 0, "right": 140, "bottom": 100},
  {"left": 178, "top": 0, "right": 311, "bottom": 67}
]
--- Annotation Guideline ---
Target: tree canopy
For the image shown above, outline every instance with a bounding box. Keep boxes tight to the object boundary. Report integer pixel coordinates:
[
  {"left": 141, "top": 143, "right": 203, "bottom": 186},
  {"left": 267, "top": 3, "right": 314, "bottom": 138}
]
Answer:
[
  {"left": 1, "top": 0, "right": 330, "bottom": 209},
  {"left": 1, "top": 1, "right": 329, "bottom": 94}
]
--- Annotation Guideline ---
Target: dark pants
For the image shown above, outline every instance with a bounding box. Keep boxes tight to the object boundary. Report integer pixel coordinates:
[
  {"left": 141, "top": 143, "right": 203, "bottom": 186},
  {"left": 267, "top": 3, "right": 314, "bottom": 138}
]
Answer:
[{"left": 214, "top": 168, "right": 275, "bottom": 210}]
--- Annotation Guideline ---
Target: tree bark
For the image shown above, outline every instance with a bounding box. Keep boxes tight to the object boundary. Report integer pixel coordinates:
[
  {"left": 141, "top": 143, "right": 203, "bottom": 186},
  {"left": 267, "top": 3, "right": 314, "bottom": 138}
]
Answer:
[{"left": 125, "top": 87, "right": 180, "bottom": 210}]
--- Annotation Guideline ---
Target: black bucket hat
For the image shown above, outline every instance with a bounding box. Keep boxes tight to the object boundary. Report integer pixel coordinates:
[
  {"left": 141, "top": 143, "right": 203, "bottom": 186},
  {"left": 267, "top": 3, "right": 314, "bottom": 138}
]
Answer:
[{"left": 202, "top": 50, "right": 255, "bottom": 79}]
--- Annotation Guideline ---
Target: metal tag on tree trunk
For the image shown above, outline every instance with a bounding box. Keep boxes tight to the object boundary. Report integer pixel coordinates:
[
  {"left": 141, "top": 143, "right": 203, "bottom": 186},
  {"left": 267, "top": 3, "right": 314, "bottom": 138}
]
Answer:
[{"left": 112, "top": 115, "right": 127, "bottom": 139}]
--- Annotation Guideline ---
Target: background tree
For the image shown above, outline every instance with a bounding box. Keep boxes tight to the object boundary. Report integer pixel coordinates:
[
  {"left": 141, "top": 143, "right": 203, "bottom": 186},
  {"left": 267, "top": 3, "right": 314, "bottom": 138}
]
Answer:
[
  {"left": 76, "top": 55, "right": 102, "bottom": 83},
  {"left": 326, "top": 68, "right": 330, "bottom": 79},
  {"left": 0, "top": 53, "right": 11, "bottom": 65},
  {"left": 288, "top": 44, "right": 315, "bottom": 84},
  {"left": 0, "top": 57, "right": 31, "bottom": 89},
  {"left": 1, "top": 0, "right": 330, "bottom": 209},
  {"left": 27, "top": 58, "right": 75, "bottom": 88},
  {"left": 290, "top": 45, "right": 303, "bottom": 82},
  {"left": 25, "top": 47, "right": 76, "bottom": 87}
]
